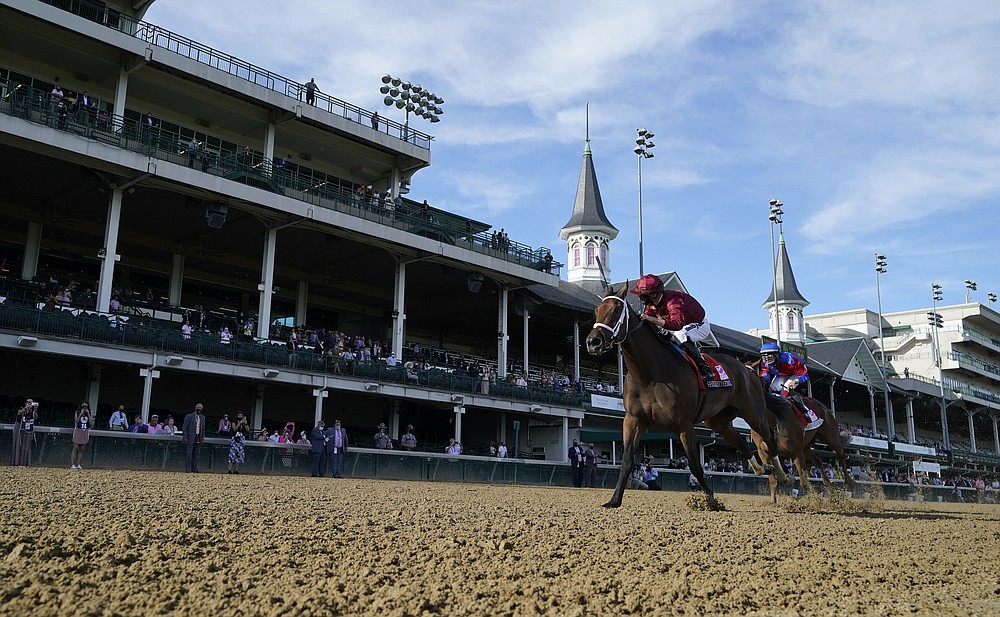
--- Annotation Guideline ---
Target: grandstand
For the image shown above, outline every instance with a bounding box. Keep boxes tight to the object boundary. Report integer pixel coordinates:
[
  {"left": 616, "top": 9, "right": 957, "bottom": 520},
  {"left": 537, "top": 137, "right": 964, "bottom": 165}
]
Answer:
[{"left": 1, "top": 0, "right": 998, "bottom": 483}]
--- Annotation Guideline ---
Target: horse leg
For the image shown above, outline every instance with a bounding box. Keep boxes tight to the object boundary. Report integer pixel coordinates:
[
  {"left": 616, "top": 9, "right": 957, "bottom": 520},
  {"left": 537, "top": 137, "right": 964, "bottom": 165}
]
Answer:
[
  {"left": 603, "top": 414, "right": 643, "bottom": 508},
  {"left": 750, "top": 429, "right": 779, "bottom": 504},
  {"left": 679, "top": 429, "right": 713, "bottom": 498},
  {"left": 740, "top": 406, "right": 789, "bottom": 485},
  {"left": 794, "top": 455, "right": 813, "bottom": 497}
]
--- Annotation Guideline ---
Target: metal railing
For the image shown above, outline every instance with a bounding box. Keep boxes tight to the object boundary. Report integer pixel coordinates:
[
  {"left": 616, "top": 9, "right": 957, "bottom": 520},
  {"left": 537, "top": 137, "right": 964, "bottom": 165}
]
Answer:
[
  {"left": 38, "top": 0, "right": 432, "bottom": 148},
  {"left": 0, "top": 302, "right": 586, "bottom": 408},
  {"left": 0, "top": 81, "right": 562, "bottom": 276}
]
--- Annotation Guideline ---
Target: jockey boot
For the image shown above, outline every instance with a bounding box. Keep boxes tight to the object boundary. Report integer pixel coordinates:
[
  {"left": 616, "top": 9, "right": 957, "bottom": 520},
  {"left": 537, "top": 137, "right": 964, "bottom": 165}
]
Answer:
[
  {"left": 791, "top": 393, "right": 824, "bottom": 431},
  {"left": 681, "top": 340, "right": 715, "bottom": 380}
]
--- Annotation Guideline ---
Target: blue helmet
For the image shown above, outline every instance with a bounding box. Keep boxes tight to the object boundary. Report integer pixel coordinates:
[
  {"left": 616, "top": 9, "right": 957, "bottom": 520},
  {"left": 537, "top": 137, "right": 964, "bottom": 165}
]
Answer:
[{"left": 760, "top": 342, "right": 781, "bottom": 355}]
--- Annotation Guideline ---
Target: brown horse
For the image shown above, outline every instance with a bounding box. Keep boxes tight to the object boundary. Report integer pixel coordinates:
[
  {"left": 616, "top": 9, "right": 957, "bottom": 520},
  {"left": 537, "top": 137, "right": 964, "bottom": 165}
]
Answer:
[
  {"left": 585, "top": 284, "right": 787, "bottom": 508},
  {"left": 751, "top": 392, "right": 855, "bottom": 503}
]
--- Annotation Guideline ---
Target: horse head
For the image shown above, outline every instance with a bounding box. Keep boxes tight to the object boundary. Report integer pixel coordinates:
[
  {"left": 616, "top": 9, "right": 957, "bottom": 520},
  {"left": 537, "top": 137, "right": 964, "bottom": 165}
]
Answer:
[{"left": 585, "top": 282, "right": 631, "bottom": 355}]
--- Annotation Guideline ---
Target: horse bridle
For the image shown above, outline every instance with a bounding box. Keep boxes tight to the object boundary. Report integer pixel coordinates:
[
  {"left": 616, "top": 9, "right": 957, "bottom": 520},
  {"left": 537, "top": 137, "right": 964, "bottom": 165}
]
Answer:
[{"left": 592, "top": 295, "right": 639, "bottom": 350}]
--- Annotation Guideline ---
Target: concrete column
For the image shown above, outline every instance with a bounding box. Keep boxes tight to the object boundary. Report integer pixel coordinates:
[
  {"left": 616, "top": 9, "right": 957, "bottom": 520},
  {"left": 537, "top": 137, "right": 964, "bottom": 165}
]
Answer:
[
  {"left": 169, "top": 253, "right": 185, "bottom": 306},
  {"left": 251, "top": 383, "right": 265, "bottom": 431},
  {"left": 868, "top": 387, "right": 877, "bottom": 435},
  {"left": 992, "top": 416, "right": 999, "bottom": 455},
  {"left": 113, "top": 66, "right": 128, "bottom": 117},
  {"left": 498, "top": 412, "right": 507, "bottom": 445},
  {"left": 561, "top": 416, "right": 569, "bottom": 464},
  {"left": 573, "top": 317, "right": 581, "bottom": 382},
  {"left": 21, "top": 221, "right": 42, "bottom": 281},
  {"left": 95, "top": 188, "right": 123, "bottom": 313},
  {"left": 139, "top": 360, "right": 158, "bottom": 422},
  {"left": 390, "top": 400, "right": 401, "bottom": 440},
  {"left": 906, "top": 398, "right": 916, "bottom": 444},
  {"left": 453, "top": 404, "right": 464, "bottom": 442},
  {"left": 828, "top": 377, "right": 837, "bottom": 415},
  {"left": 497, "top": 285, "right": 509, "bottom": 379},
  {"left": 968, "top": 409, "right": 977, "bottom": 453},
  {"left": 390, "top": 167, "right": 401, "bottom": 201},
  {"left": 263, "top": 122, "right": 276, "bottom": 171},
  {"left": 296, "top": 281, "right": 309, "bottom": 327},
  {"left": 312, "top": 387, "right": 327, "bottom": 425},
  {"left": 256, "top": 227, "right": 277, "bottom": 340},
  {"left": 392, "top": 261, "right": 406, "bottom": 359},
  {"left": 86, "top": 364, "right": 102, "bottom": 419},
  {"left": 522, "top": 310, "right": 529, "bottom": 380}
]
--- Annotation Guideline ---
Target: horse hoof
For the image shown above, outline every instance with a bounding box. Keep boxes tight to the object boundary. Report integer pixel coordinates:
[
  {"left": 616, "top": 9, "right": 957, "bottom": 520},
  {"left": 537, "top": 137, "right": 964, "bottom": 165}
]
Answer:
[
  {"left": 761, "top": 464, "right": 774, "bottom": 476},
  {"left": 602, "top": 501, "right": 621, "bottom": 509}
]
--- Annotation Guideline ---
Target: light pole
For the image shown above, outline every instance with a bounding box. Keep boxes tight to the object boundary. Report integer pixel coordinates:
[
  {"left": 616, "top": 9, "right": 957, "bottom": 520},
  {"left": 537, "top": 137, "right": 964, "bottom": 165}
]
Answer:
[
  {"left": 380, "top": 74, "right": 443, "bottom": 141},
  {"left": 634, "top": 128, "right": 654, "bottom": 275},
  {"left": 768, "top": 199, "right": 784, "bottom": 345},
  {"left": 929, "top": 283, "right": 948, "bottom": 450},
  {"left": 875, "top": 253, "right": 894, "bottom": 448},
  {"left": 989, "top": 292, "right": 997, "bottom": 306},
  {"left": 964, "top": 279, "right": 977, "bottom": 303}
]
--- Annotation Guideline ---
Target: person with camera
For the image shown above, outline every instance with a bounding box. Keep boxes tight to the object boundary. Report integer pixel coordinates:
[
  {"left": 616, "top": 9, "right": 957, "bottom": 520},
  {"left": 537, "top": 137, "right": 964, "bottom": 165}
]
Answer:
[
  {"left": 641, "top": 457, "right": 662, "bottom": 491},
  {"left": 11, "top": 398, "right": 39, "bottom": 466},
  {"left": 70, "top": 401, "right": 94, "bottom": 469}
]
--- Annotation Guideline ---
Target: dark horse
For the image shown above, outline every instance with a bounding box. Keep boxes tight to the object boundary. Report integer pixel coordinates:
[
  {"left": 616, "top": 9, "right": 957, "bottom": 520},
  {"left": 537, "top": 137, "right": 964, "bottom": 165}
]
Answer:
[
  {"left": 752, "top": 392, "right": 855, "bottom": 503},
  {"left": 585, "top": 284, "right": 787, "bottom": 508}
]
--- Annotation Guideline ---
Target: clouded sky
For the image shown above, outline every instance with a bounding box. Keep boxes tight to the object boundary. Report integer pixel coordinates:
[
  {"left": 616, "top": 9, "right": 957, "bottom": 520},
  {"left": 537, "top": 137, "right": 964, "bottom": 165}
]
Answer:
[{"left": 145, "top": 0, "right": 1000, "bottom": 331}]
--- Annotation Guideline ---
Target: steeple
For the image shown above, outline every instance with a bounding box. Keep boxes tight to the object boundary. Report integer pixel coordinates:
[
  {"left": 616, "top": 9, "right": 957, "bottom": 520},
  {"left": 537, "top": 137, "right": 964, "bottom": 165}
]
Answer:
[
  {"left": 560, "top": 105, "right": 618, "bottom": 296},
  {"left": 763, "top": 230, "right": 809, "bottom": 344}
]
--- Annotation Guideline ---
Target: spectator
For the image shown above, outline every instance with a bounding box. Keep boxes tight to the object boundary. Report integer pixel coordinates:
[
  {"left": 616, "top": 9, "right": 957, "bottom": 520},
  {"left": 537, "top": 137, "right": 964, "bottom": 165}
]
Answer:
[
  {"left": 370, "top": 111, "right": 379, "bottom": 130},
  {"left": 228, "top": 416, "right": 249, "bottom": 475},
  {"left": 309, "top": 420, "right": 326, "bottom": 477},
  {"left": 303, "top": 78, "right": 319, "bottom": 105},
  {"left": 187, "top": 137, "right": 200, "bottom": 168},
  {"left": 445, "top": 438, "right": 462, "bottom": 456},
  {"left": 584, "top": 443, "right": 598, "bottom": 488},
  {"left": 128, "top": 414, "right": 148, "bottom": 433},
  {"left": 400, "top": 425, "right": 417, "bottom": 451},
  {"left": 147, "top": 414, "right": 163, "bottom": 435},
  {"left": 181, "top": 403, "right": 206, "bottom": 473},
  {"left": 162, "top": 416, "right": 178, "bottom": 436},
  {"left": 181, "top": 320, "right": 192, "bottom": 340},
  {"left": 70, "top": 401, "right": 93, "bottom": 469},
  {"left": 568, "top": 439, "right": 584, "bottom": 488},
  {"left": 374, "top": 423, "right": 393, "bottom": 449},
  {"left": 11, "top": 399, "right": 38, "bottom": 466},
  {"left": 220, "top": 327, "right": 232, "bottom": 343},
  {"left": 325, "top": 419, "right": 348, "bottom": 478},
  {"left": 109, "top": 404, "right": 128, "bottom": 431},
  {"left": 497, "top": 441, "right": 508, "bottom": 458},
  {"left": 297, "top": 431, "right": 311, "bottom": 445},
  {"left": 629, "top": 465, "right": 648, "bottom": 490},
  {"left": 642, "top": 459, "right": 661, "bottom": 491},
  {"left": 218, "top": 414, "right": 233, "bottom": 438}
]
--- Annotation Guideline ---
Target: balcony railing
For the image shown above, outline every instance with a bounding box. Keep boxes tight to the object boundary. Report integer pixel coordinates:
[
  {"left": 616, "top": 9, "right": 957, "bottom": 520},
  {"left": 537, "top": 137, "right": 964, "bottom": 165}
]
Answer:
[
  {"left": 0, "top": 82, "right": 562, "bottom": 276},
  {"left": 37, "top": 0, "right": 432, "bottom": 148},
  {"left": 0, "top": 302, "right": 586, "bottom": 408}
]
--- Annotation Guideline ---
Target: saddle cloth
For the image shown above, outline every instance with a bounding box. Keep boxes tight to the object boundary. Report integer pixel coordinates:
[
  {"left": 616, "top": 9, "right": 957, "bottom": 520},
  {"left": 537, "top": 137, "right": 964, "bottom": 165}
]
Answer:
[{"left": 673, "top": 345, "right": 733, "bottom": 389}]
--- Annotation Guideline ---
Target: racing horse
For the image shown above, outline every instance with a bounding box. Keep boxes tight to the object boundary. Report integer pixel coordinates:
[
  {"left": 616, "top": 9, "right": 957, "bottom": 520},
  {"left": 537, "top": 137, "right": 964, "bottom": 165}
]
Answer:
[
  {"left": 585, "top": 283, "right": 787, "bottom": 508},
  {"left": 752, "top": 392, "right": 855, "bottom": 503}
]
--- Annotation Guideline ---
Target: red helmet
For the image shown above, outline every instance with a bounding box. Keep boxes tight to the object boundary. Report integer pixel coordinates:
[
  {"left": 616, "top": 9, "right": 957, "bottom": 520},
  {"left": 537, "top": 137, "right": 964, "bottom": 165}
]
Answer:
[{"left": 629, "top": 274, "right": 664, "bottom": 296}]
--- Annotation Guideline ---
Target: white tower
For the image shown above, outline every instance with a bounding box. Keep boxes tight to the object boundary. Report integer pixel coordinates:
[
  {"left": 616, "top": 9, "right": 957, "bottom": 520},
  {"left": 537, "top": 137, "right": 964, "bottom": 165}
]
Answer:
[
  {"left": 559, "top": 117, "right": 618, "bottom": 296},
  {"left": 763, "top": 230, "right": 809, "bottom": 346}
]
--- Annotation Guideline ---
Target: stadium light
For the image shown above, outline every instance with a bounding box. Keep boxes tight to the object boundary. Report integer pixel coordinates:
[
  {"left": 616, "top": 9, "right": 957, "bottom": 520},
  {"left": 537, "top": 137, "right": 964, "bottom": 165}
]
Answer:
[
  {"left": 930, "top": 283, "right": 948, "bottom": 450},
  {"left": 874, "top": 253, "right": 893, "bottom": 447},
  {"left": 767, "top": 199, "right": 784, "bottom": 345},
  {"left": 964, "top": 279, "right": 977, "bottom": 303},
  {"left": 635, "top": 128, "right": 654, "bottom": 275},
  {"left": 989, "top": 292, "right": 997, "bottom": 305},
  {"left": 380, "top": 73, "right": 444, "bottom": 142}
]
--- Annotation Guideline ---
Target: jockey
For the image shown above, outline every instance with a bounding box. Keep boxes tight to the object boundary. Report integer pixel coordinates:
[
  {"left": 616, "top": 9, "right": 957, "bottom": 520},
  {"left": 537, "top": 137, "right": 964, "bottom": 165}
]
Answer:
[
  {"left": 759, "top": 342, "right": 823, "bottom": 430},
  {"left": 630, "top": 274, "right": 715, "bottom": 380}
]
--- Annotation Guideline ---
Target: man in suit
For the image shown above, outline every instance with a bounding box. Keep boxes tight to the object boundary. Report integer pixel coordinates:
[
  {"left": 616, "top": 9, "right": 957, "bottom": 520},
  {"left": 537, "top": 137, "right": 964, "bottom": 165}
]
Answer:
[
  {"left": 181, "top": 402, "right": 207, "bottom": 472},
  {"left": 324, "top": 419, "right": 348, "bottom": 478},
  {"left": 568, "top": 439, "right": 584, "bottom": 488},
  {"left": 309, "top": 420, "right": 327, "bottom": 477}
]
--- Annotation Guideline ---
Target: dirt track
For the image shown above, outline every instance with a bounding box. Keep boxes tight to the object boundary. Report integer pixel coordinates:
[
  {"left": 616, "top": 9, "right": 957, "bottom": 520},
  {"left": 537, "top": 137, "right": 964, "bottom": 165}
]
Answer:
[{"left": 0, "top": 468, "right": 998, "bottom": 616}]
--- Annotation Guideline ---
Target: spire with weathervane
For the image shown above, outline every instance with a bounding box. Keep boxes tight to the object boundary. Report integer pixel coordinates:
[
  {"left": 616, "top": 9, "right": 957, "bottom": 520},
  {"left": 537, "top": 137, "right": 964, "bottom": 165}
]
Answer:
[
  {"left": 559, "top": 105, "right": 618, "bottom": 296},
  {"left": 763, "top": 229, "right": 809, "bottom": 345}
]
